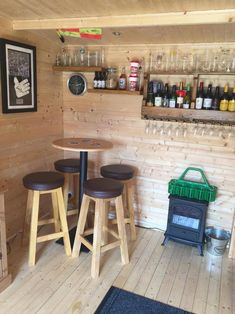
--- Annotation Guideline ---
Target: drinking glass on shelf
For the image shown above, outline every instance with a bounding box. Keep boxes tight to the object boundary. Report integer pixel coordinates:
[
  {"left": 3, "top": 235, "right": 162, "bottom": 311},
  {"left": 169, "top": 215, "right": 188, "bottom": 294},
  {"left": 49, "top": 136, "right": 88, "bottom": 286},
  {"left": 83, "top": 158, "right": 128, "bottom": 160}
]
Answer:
[
  {"left": 182, "top": 54, "right": 189, "bottom": 73},
  {"left": 159, "top": 122, "right": 165, "bottom": 136},
  {"left": 168, "top": 48, "right": 177, "bottom": 72},
  {"left": 87, "top": 50, "right": 100, "bottom": 66},
  {"left": 79, "top": 46, "right": 88, "bottom": 66},
  {"left": 209, "top": 124, "right": 215, "bottom": 136},
  {"left": 152, "top": 121, "right": 158, "bottom": 135},
  {"left": 145, "top": 120, "right": 150, "bottom": 134},
  {"left": 201, "top": 50, "right": 211, "bottom": 73},
  {"left": 231, "top": 57, "right": 235, "bottom": 73},
  {"left": 153, "top": 51, "right": 165, "bottom": 72},
  {"left": 55, "top": 52, "right": 61, "bottom": 66},
  {"left": 211, "top": 53, "right": 219, "bottom": 72},
  {"left": 174, "top": 124, "right": 180, "bottom": 137},
  {"left": 61, "top": 49, "right": 70, "bottom": 66}
]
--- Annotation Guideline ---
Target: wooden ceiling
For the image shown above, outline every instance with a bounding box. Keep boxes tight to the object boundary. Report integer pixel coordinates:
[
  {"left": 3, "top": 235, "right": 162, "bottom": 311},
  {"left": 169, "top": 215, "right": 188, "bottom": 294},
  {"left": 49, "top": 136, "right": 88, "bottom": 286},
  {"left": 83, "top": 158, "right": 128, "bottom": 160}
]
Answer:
[{"left": 0, "top": 0, "right": 235, "bottom": 45}]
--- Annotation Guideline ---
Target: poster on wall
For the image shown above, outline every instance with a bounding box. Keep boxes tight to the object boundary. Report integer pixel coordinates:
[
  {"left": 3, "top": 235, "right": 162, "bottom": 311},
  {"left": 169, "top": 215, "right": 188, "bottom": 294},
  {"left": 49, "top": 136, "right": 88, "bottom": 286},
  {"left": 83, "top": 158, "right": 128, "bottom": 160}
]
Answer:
[{"left": 0, "top": 38, "right": 37, "bottom": 113}]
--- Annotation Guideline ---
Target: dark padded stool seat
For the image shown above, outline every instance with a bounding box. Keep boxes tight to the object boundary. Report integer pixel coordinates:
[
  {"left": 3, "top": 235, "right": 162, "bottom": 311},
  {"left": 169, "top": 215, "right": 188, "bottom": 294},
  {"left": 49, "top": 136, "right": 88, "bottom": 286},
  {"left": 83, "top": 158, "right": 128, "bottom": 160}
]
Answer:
[
  {"left": 84, "top": 178, "right": 124, "bottom": 199},
  {"left": 100, "top": 164, "right": 134, "bottom": 181},
  {"left": 54, "top": 158, "right": 80, "bottom": 173},
  {"left": 23, "top": 171, "right": 64, "bottom": 191}
]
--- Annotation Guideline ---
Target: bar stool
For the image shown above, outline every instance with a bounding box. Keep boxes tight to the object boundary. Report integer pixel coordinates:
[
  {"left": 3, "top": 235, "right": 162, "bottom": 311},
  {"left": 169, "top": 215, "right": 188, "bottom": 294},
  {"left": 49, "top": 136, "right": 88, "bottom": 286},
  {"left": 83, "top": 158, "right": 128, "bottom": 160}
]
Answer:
[
  {"left": 54, "top": 158, "right": 80, "bottom": 216},
  {"left": 72, "top": 178, "right": 129, "bottom": 278},
  {"left": 23, "top": 171, "right": 71, "bottom": 266},
  {"left": 100, "top": 164, "right": 136, "bottom": 240}
]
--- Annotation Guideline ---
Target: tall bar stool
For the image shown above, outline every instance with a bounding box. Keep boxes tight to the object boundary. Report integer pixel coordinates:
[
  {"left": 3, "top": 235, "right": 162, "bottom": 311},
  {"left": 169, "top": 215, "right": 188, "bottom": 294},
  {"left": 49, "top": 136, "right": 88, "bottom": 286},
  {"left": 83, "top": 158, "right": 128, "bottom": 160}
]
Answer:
[
  {"left": 54, "top": 158, "right": 80, "bottom": 216},
  {"left": 23, "top": 171, "right": 71, "bottom": 266},
  {"left": 100, "top": 164, "right": 136, "bottom": 240},
  {"left": 72, "top": 178, "right": 129, "bottom": 278}
]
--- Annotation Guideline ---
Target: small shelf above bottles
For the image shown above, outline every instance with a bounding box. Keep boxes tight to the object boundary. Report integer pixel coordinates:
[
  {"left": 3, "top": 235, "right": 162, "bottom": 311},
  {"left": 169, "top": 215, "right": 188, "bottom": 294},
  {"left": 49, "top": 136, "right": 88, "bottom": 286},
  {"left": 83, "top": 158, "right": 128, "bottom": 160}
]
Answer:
[
  {"left": 87, "top": 89, "right": 142, "bottom": 95},
  {"left": 142, "top": 106, "right": 235, "bottom": 125},
  {"left": 52, "top": 65, "right": 104, "bottom": 72}
]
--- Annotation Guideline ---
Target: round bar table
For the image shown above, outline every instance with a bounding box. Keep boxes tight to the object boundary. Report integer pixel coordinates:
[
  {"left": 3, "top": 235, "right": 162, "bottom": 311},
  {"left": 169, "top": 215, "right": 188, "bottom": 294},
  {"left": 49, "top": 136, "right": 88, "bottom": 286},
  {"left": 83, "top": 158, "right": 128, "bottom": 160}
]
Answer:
[
  {"left": 52, "top": 137, "right": 113, "bottom": 210},
  {"left": 52, "top": 138, "right": 113, "bottom": 247}
]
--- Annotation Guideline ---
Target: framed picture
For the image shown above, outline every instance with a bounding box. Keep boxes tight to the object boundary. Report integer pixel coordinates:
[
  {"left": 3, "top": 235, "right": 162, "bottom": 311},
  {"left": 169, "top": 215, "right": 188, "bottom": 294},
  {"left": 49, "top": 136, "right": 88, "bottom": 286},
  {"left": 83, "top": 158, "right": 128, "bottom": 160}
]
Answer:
[{"left": 0, "top": 38, "right": 37, "bottom": 113}]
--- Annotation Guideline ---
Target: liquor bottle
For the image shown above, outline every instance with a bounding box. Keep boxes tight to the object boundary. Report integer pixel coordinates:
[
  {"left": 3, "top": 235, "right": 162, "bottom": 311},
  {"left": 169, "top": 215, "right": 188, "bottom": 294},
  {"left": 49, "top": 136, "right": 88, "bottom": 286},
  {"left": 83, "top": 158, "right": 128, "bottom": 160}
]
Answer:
[
  {"left": 146, "top": 81, "right": 154, "bottom": 107},
  {"left": 162, "top": 83, "right": 169, "bottom": 107},
  {"left": 97, "top": 72, "right": 101, "bottom": 89},
  {"left": 203, "top": 84, "right": 213, "bottom": 110},
  {"left": 176, "top": 81, "right": 184, "bottom": 108},
  {"left": 220, "top": 84, "right": 229, "bottom": 111},
  {"left": 195, "top": 82, "right": 204, "bottom": 110},
  {"left": 211, "top": 86, "right": 220, "bottom": 110},
  {"left": 228, "top": 85, "right": 235, "bottom": 112},
  {"left": 93, "top": 71, "right": 98, "bottom": 89},
  {"left": 154, "top": 83, "right": 162, "bottom": 107},
  {"left": 169, "top": 85, "right": 177, "bottom": 108},
  {"left": 100, "top": 72, "right": 106, "bottom": 89},
  {"left": 183, "top": 83, "right": 191, "bottom": 109},
  {"left": 118, "top": 67, "right": 127, "bottom": 90}
]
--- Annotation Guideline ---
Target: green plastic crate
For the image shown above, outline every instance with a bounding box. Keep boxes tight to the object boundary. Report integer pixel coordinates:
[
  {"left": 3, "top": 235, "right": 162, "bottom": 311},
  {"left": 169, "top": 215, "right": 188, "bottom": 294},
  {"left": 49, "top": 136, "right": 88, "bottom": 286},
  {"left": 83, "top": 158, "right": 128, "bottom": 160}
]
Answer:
[{"left": 168, "top": 167, "right": 217, "bottom": 202}]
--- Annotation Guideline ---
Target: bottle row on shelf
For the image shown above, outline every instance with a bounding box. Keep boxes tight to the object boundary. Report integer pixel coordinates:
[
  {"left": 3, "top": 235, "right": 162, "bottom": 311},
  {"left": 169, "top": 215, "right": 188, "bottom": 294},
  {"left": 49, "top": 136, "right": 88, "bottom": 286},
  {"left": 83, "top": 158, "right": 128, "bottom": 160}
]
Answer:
[
  {"left": 146, "top": 80, "right": 235, "bottom": 112},
  {"left": 93, "top": 60, "right": 142, "bottom": 92}
]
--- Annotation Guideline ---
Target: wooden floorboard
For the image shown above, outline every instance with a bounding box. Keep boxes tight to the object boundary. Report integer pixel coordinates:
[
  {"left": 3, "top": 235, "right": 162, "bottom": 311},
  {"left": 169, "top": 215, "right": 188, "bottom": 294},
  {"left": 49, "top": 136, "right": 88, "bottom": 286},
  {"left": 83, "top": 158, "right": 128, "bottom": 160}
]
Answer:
[{"left": 0, "top": 227, "right": 234, "bottom": 314}]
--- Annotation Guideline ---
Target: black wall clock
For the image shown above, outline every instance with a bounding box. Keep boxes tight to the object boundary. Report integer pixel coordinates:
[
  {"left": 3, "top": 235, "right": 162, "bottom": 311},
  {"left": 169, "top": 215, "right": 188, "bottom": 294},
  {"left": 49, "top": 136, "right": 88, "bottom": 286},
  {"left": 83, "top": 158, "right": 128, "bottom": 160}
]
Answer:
[{"left": 67, "top": 73, "right": 87, "bottom": 95}]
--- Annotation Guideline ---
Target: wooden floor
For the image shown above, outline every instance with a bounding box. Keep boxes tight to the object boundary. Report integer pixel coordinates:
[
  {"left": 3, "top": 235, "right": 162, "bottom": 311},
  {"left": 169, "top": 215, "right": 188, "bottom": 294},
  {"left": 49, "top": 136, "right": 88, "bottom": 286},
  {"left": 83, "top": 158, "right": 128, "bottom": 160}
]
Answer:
[{"left": 0, "top": 227, "right": 234, "bottom": 314}]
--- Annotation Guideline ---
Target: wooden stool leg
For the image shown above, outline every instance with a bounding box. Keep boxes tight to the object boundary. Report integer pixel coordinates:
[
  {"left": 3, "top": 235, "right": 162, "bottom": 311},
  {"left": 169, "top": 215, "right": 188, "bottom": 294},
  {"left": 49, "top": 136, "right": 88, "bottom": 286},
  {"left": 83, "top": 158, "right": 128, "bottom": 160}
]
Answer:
[
  {"left": 51, "top": 192, "right": 60, "bottom": 232},
  {"left": 115, "top": 195, "right": 129, "bottom": 265},
  {"left": 123, "top": 183, "right": 128, "bottom": 214},
  {"left": 72, "top": 194, "right": 90, "bottom": 258},
  {"left": 63, "top": 173, "right": 70, "bottom": 212},
  {"left": 73, "top": 173, "right": 80, "bottom": 209},
  {"left": 29, "top": 191, "right": 40, "bottom": 266},
  {"left": 91, "top": 199, "right": 104, "bottom": 279},
  {"left": 22, "top": 189, "right": 33, "bottom": 245},
  {"left": 56, "top": 188, "right": 71, "bottom": 256},
  {"left": 101, "top": 200, "right": 109, "bottom": 246},
  {"left": 126, "top": 181, "right": 136, "bottom": 241}
]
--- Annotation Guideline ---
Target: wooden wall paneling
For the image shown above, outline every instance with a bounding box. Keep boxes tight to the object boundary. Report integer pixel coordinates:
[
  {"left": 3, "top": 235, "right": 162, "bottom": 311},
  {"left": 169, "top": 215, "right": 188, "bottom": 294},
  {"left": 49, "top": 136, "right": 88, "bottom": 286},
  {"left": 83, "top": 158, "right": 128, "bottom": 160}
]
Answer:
[
  {"left": 0, "top": 191, "right": 11, "bottom": 292},
  {"left": 0, "top": 16, "right": 64, "bottom": 238},
  {"left": 62, "top": 45, "right": 235, "bottom": 235}
]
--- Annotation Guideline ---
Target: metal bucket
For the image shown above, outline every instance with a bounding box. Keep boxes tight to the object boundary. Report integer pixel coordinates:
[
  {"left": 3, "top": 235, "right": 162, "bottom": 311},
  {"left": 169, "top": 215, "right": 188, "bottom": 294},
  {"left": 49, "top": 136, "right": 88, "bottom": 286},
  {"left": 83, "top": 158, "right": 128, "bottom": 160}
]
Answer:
[{"left": 205, "top": 227, "right": 231, "bottom": 256}]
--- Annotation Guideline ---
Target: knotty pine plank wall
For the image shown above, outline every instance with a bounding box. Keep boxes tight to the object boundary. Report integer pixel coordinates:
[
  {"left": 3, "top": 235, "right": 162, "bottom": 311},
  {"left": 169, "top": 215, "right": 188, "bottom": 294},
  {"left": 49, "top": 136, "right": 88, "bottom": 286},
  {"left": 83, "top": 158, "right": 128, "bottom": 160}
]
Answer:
[
  {"left": 63, "top": 44, "right": 235, "bottom": 233},
  {"left": 0, "top": 17, "right": 64, "bottom": 237}
]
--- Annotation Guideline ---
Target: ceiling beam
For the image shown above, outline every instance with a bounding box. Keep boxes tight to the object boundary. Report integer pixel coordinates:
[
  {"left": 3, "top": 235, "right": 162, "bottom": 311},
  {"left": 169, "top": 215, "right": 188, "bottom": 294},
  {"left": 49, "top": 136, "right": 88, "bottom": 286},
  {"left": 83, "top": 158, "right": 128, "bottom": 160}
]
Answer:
[{"left": 12, "top": 9, "right": 235, "bottom": 30}]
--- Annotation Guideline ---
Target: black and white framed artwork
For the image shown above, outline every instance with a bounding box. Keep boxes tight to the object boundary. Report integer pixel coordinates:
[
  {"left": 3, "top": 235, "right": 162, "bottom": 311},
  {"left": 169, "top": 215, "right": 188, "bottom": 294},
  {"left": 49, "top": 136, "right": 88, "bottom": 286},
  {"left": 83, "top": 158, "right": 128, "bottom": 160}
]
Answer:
[{"left": 0, "top": 38, "right": 37, "bottom": 113}]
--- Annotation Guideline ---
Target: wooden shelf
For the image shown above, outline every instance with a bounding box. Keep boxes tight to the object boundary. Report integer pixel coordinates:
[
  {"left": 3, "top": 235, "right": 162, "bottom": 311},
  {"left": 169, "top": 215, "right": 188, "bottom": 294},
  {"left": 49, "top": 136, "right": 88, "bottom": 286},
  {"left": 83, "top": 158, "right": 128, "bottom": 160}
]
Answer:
[
  {"left": 149, "top": 71, "right": 235, "bottom": 76},
  {"left": 142, "top": 106, "right": 235, "bottom": 125},
  {"left": 52, "top": 65, "right": 104, "bottom": 72},
  {"left": 88, "top": 89, "right": 142, "bottom": 95}
]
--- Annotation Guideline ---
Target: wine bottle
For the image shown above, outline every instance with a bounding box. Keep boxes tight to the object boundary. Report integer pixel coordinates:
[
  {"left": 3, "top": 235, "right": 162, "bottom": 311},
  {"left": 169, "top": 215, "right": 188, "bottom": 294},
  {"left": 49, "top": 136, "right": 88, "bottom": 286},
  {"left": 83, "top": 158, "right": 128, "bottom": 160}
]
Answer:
[
  {"left": 169, "top": 85, "right": 177, "bottom": 108},
  {"left": 162, "top": 83, "right": 169, "bottom": 107},
  {"left": 220, "top": 84, "right": 229, "bottom": 111},
  {"left": 146, "top": 81, "right": 154, "bottom": 107},
  {"left": 154, "top": 83, "right": 162, "bottom": 107},
  {"left": 228, "top": 85, "right": 235, "bottom": 112},
  {"left": 195, "top": 82, "right": 204, "bottom": 110},
  {"left": 211, "top": 86, "right": 220, "bottom": 110},
  {"left": 203, "top": 84, "right": 213, "bottom": 110},
  {"left": 183, "top": 83, "right": 191, "bottom": 109},
  {"left": 176, "top": 81, "right": 184, "bottom": 108}
]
